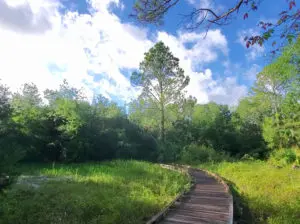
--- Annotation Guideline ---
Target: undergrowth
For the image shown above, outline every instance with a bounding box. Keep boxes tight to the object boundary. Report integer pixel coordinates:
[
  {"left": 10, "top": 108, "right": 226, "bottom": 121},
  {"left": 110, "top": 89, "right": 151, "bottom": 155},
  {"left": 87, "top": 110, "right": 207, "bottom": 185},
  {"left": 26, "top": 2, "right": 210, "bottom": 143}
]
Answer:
[{"left": 0, "top": 160, "right": 190, "bottom": 224}]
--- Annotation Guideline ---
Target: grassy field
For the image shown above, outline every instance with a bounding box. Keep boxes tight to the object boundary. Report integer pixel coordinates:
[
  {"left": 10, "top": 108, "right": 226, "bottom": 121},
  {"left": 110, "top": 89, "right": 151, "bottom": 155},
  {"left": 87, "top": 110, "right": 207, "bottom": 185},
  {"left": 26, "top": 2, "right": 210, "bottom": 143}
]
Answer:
[
  {"left": 199, "top": 161, "right": 300, "bottom": 224},
  {"left": 0, "top": 160, "right": 190, "bottom": 224}
]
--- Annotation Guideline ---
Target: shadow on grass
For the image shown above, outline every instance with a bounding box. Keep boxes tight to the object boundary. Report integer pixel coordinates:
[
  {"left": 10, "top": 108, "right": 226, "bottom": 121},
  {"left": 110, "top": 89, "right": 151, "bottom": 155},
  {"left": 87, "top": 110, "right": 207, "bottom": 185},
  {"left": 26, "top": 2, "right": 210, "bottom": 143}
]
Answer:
[
  {"left": 0, "top": 161, "right": 188, "bottom": 224},
  {"left": 222, "top": 178, "right": 253, "bottom": 224},
  {"left": 0, "top": 179, "right": 164, "bottom": 224},
  {"left": 223, "top": 177, "right": 300, "bottom": 224}
]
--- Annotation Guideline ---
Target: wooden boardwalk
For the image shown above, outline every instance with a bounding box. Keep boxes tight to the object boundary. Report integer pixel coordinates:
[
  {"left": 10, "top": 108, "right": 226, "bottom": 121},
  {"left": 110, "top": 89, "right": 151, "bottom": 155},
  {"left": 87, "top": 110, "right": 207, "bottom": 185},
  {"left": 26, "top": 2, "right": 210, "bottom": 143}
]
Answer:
[{"left": 156, "top": 168, "right": 233, "bottom": 224}]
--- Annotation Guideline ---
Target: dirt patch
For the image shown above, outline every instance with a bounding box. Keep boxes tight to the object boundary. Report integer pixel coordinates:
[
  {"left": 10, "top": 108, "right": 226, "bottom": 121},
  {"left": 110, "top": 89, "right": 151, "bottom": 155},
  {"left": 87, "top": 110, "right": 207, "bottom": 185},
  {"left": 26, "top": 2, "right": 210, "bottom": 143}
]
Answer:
[{"left": 16, "top": 175, "right": 73, "bottom": 188}]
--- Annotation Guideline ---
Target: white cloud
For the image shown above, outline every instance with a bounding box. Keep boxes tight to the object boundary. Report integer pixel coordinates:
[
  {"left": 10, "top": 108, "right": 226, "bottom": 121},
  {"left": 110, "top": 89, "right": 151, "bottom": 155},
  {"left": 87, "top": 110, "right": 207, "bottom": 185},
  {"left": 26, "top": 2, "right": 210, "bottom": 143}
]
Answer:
[
  {"left": 222, "top": 60, "right": 242, "bottom": 76},
  {"left": 237, "top": 28, "right": 265, "bottom": 61},
  {"left": 179, "top": 30, "right": 228, "bottom": 63},
  {"left": 0, "top": 0, "right": 60, "bottom": 34},
  {"left": 157, "top": 29, "right": 246, "bottom": 105},
  {"left": 0, "top": 0, "right": 64, "bottom": 91},
  {"left": 187, "top": 0, "right": 224, "bottom": 11},
  {"left": 207, "top": 77, "right": 247, "bottom": 105},
  {"left": 188, "top": 0, "right": 213, "bottom": 8},
  {"left": 244, "top": 64, "right": 261, "bottom": 81},
  {"left": 0, "top": 0, "right": 148, "bottom": 101},
  {"left": 0, "top": 0, "right": 246, "bottom": 105},
  {"left": 187, "top": 0, "right": 225, "bottom": 23}
]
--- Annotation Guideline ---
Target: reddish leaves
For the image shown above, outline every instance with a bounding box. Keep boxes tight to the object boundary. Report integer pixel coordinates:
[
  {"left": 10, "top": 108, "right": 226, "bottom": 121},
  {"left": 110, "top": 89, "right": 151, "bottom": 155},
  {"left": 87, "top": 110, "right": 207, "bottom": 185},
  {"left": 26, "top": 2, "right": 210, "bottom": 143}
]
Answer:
[
  {"left": 246, "top": 41, "right": 251, "bottom": 48},
  {"left": 245, "top": 36, "right": 264, "bottom": 48},
  {"left": 280, "top": 10, "right": 288, "bottom": 15},
  {"left": 243, "top": 0, "right": 298, "bottom": 49},
  {"left": 289, "top": 0, "right": 296, "bottom": 10},
  {"left": 259, "top": 21, "right": 273, "bottom": 30}
]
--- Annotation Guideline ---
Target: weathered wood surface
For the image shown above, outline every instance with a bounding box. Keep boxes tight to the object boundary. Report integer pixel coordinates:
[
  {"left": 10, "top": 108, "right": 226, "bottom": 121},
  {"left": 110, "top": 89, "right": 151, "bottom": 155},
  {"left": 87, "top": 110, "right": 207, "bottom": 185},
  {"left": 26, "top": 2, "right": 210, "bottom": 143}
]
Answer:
[{"left": 151, "top": 167, "right": 233, "bottom": 224}]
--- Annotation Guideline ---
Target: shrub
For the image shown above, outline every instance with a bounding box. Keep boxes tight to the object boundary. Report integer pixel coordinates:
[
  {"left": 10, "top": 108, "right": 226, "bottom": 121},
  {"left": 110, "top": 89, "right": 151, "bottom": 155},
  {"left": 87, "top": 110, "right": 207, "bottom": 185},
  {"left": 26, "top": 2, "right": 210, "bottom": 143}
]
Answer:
[
  {"left": 0, "top": 141, "right": 25, "bottom": 174},
  {"left": 180, "top": 144, "right": 229, "bottom": 164},
  {"left": 294, "top": 148, "right": 300, "bottom": 165},
  {"left": 268, "top": 148, "right": 297, "bottom": 167},
  {"left": 158, "top": 141, "right": 181, "bottom": 162}
]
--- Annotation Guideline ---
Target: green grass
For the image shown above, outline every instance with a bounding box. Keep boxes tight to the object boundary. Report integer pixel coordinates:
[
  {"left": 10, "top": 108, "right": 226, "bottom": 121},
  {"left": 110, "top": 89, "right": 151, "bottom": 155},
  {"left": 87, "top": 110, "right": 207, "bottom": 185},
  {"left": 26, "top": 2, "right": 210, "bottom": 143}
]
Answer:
[
  {"left": 198, "top": 161, "right": 300, "bottom": 224},
  {"left": 0, "top": 160, "right": 190, "bottom": 224}
]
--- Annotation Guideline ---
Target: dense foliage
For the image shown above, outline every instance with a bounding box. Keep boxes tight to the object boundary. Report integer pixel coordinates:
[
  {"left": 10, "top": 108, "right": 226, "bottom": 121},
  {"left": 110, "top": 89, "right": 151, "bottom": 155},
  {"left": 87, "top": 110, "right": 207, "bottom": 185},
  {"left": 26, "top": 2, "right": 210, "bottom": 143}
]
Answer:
[
  {"left": 0, "top": 81, "right": 158, "bottom": 173},
  {"left": 1, "top": 40, "right": 299, "bottom": 173}
]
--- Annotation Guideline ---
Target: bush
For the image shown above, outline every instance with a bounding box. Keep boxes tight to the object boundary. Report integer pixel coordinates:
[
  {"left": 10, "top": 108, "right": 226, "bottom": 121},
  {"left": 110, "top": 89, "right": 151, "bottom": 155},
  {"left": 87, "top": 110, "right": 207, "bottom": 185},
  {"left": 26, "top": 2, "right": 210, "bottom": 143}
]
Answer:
[
  {"left": 180, "top": 144, "right": 229, "bottom": 164},
  {"left": 268, "top": 148, "right": 298, "bottom": 167},
  {"left": 296, "top": 155, "right": 300, "bottom": 165},
  {"left": 0, "top": 141, "right": 25, "bottom": 174},
  {"left": 158, "top": 141, "right": 182, "bottom": 163},
  {"left": 294, "top": 148, "right": 300, "bottom": 165}
]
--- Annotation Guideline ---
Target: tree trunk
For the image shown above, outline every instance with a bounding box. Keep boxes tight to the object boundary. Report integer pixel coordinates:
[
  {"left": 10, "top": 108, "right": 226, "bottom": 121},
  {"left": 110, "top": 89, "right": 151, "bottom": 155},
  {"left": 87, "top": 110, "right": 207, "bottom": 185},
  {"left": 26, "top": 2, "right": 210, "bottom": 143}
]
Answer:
[
  {"left": 159, "top": 80, "right": 165, "bottom": 143},
  {"left": 160, "top": 105, "right": 165, "bottom": 143}
]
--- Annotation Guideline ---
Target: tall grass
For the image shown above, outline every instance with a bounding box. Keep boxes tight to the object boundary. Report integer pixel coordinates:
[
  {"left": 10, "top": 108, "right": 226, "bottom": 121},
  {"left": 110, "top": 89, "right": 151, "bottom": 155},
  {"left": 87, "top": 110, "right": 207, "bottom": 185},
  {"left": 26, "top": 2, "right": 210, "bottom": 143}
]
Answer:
[
  {"left": 0, "top": 160, "right": 190, "bottom": 224},
  {"left": 199, "top": 161, "right": 300, "bottom": 224}
]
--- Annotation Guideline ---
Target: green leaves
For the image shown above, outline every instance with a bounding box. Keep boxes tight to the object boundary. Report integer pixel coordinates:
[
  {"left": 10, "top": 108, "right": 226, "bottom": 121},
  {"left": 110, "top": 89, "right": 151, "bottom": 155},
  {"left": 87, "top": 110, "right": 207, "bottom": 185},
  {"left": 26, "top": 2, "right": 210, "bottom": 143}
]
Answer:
[
  {"left": 131, "top": 41, "right": 189, "bottom": 142},
  {"left": 130, "top": 71, "right": 143, "bottom": 87},
  {"left": 287, "top": 34, "right": 295, "bottom": 44},
  {"left": 132, "top": 0, "right": 179, "bottom": 24},
  {"left": 262, "top": 29, "right": 274, "bottom": 41},
  {"left": 253, "top": 39, "right": 300, "bottom": 150},
  {"left": 0, "top": 82, "right": 11, "bottom": 121}
]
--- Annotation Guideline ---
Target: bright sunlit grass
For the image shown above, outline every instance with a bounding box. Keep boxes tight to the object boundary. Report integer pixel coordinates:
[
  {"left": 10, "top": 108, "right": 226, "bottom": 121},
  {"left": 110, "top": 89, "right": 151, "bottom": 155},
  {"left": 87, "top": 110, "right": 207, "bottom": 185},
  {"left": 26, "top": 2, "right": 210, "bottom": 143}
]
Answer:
[
  {"left": 198, "top": 161, "right": 300, "bottom": 224},
  {"left": 0, "top": 160, "right": 190, "bottom": 224}
]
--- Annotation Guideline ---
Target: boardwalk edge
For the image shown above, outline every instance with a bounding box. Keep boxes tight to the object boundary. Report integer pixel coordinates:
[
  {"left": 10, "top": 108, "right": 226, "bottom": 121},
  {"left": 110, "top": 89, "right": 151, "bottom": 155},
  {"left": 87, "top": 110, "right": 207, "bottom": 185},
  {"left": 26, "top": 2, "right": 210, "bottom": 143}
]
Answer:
[
  {"left": 196, "top": 167, "right": 234, "bottom": 224},
  {"left": 145, "top": 164, "right": 233, "bottom": 224},
  {"left": 145, "top": 164, "right": 192, "bottom": 224}
]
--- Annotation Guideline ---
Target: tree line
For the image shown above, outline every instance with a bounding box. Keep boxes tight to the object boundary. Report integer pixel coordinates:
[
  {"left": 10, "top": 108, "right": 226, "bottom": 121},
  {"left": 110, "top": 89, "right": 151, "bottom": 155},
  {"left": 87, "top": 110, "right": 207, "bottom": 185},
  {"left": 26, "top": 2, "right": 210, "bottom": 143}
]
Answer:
[{"left": 1, "top": 38, "right": 299, "bottom": 172}]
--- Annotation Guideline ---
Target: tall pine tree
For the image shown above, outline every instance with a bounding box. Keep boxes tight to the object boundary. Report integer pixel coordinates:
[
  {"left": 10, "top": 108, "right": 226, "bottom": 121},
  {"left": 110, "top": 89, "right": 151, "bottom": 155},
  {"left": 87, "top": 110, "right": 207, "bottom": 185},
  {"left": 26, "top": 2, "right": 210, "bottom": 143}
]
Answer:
[{"left": 131, "top": 41, "right": 190, "bottom": 142}]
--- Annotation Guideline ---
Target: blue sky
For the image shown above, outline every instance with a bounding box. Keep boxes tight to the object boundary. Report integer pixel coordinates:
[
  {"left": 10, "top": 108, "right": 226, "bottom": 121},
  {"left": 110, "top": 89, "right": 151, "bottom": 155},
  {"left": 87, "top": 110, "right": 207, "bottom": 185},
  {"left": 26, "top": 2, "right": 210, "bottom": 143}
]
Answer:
[{"left": 0, "top": 0, "right": 291, "bottom": 105}]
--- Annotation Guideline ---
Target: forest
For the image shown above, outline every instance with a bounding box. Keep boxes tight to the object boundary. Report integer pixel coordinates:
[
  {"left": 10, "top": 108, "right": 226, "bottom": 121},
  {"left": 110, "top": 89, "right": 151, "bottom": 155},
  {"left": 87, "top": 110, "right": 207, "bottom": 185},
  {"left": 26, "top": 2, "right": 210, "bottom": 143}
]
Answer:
[
  {"left": 1, "top": 39, "right": 299, "bottom": 169},
  {"left": 0, "top": 24, "right": 300, "bottom": 224}
]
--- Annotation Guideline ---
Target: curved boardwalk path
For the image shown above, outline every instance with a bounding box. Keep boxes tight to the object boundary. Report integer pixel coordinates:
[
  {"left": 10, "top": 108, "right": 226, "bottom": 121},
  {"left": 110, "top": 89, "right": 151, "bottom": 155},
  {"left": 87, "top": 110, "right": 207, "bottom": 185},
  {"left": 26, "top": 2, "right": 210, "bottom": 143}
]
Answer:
[{"left": 157, "top": 168, "right": 233, "bottom": 224}]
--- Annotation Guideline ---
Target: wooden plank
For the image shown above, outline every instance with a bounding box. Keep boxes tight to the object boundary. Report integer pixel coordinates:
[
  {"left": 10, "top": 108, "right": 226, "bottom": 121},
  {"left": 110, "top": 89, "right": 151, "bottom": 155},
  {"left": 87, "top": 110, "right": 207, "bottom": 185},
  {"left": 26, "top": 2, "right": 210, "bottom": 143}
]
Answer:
[
  {"left": 181, "top": 195, "right": 230, "bottom": 201},
  {"left": 146, "top": 166, "right": 233, "bottom": 224},
  {"left": 165, "top": 215, "right": 227, "bottom": 224},
  {"left": 170, "top": 204, "right": 229, "bottom": 213},
  {"left": 178, "top": 199, "right": 230, "bottom": 207},
  {"left": 165, "top": 212, "right": 229, "bottom": 222},
  {"left": 168, "top": 210, "right": 229, "bottom": 219},
  {"left": 160, "top": 219, "right": 209, "bottom": 224},
  {"left": 167, "top": 210, "right": 230, "bottom": 220},
  {"left": 181, "top": 195, "right": 230, "bottom": 200}
]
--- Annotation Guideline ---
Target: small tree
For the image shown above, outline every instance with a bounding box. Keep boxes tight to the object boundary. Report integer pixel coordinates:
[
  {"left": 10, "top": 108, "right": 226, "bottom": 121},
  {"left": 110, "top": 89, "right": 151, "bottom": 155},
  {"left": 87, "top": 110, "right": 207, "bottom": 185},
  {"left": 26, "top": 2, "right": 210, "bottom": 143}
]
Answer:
[
  {"left": 0, "top": 82, "right": 24, "bottom": 173},
  {"left": 253, "top": 39, "right": 300, "bottom": 149},
  {"left": 131, "top": 41, "right": 190, "bottom": 142}
]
